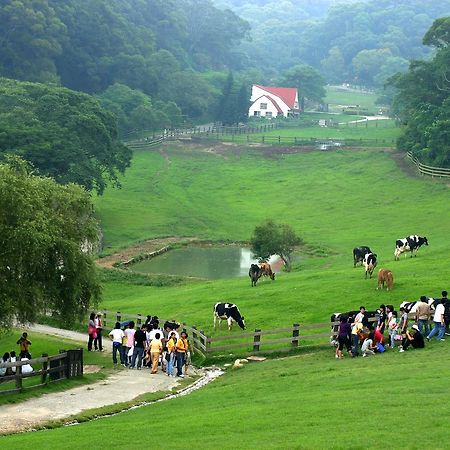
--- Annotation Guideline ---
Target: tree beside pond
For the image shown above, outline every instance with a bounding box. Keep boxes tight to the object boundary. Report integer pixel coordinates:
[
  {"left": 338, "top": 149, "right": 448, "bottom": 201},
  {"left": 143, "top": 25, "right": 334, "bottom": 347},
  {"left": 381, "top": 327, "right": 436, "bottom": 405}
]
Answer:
[
  {"left": 250, "top": 220, "right": 302, "bottom": 272},
  {"left": 0, "top": 156, "right": 101, "bottom": 330}
]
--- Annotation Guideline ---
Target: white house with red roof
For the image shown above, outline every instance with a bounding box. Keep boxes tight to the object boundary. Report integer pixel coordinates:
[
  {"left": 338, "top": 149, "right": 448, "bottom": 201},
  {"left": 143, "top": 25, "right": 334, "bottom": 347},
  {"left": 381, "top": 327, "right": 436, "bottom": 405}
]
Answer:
[{"left": 248, "top": 85, "right": 300, "bottom": 119}]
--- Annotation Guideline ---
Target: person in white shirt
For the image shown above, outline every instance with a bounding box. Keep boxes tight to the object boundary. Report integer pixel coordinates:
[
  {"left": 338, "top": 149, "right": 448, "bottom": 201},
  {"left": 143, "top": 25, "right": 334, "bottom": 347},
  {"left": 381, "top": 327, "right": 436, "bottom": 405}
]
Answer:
[
  {"left": 354, "top": 306, "right": 366, "bottom": 324},
  {"left": 361, "top": 335, "right": 376, "bottom": 357},
  {"left": 427, "top": 299, "right": 446, "bottom": 341},
  {"left": 109, "top": 322, "right": 125, "bottom": 366}
]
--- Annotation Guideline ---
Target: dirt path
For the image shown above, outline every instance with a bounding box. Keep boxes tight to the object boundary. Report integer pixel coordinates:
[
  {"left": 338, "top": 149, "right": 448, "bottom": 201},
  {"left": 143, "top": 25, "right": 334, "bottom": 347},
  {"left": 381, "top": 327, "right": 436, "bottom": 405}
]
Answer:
[
  {"left": 0, "top": 369, "right": 181, "bottom": 434},
  {"left": 96, "top": 236, "right": 197, "bottom": 269}
]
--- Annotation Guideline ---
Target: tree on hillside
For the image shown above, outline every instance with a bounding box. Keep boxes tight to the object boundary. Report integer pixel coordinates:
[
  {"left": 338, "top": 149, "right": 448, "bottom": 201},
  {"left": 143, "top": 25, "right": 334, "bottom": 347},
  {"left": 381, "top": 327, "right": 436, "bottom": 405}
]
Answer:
[
  {"left": 0, "top": 78, "right": 131, "bottom": 194},
  {"left": 250, "top": 220, "right": 302, "bottom": 272},
  {"left": 0, "top": 157, "right": 101, "bottom": 330},
  {"left": 390, "top": 16, "right": 450, "bottom": 167},
  {"left": 281, "top": 64, "right": 326, "bottom": 109}
]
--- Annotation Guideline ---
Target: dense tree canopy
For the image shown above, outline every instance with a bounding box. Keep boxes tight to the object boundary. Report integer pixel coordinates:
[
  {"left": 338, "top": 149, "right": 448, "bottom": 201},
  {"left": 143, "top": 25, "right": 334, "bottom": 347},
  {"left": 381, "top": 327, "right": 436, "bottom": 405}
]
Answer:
[
  {"left": 391, "top": 17, "right": 450, "bottom": 167},
  {"left": 0, "top": 157, "right": 101, "bottom": 329},
  {"left": 0, "top": 78, "right": 131, "bottom": 194},
  {"left": 250, "top": 220, "right": 302, "bottom": 271}
]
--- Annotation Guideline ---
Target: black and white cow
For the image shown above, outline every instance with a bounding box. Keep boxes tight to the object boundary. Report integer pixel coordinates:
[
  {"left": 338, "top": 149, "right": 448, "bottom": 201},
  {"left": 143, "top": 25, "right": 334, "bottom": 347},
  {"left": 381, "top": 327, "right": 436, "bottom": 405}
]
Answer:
[
  {"left": 394, "top": 235, "right": 428, "bottom": 260},
  {"left": 248, "top": 264, "right": 262, "bottom": 287},
  {"left": 353, "top": 246, "right": 372, "bottom": 267},
  {"left": 399, "top": 298, "right": 436, "bottom": 314},
  {"left": 363, "top": 252, "right": 377, "bottom": 279},
  {"left": 213, "top": 302, "right": 246, "bottom": 330}
]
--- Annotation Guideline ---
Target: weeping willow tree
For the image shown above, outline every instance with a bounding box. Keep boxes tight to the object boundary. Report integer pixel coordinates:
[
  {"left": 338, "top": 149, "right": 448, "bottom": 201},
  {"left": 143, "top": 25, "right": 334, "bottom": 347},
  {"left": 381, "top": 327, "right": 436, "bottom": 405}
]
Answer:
[{"left": 0, "top": 156, "right": 101, "bottom": 330}]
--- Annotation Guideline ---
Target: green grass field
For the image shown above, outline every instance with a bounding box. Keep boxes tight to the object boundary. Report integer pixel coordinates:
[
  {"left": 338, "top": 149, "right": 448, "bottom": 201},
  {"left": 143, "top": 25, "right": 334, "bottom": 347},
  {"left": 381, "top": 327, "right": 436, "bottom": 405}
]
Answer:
[
  {"left": 325, "top": 85, "right": 379, "bottom": 112},
  {"left": 3, "top": 344, "right": 450, "bottom": 449},
  {"left": 7, "top": 105, "right": 450, "bottom": 446},
  {"left": 0, "top": 330, "right": 112, "bottom": 405}
]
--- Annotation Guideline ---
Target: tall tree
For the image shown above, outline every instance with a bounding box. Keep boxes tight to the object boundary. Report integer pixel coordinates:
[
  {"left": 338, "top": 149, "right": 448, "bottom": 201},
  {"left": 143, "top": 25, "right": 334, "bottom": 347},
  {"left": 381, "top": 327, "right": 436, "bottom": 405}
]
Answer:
[
  {"left": 0, "top": 78, "right": 131, "bottom": 194},
  {"left": 250, "top": 219, "right": 302, "bottom": 271},
  {"left": 0, "top": 157, "right": 101, "bottom": 329}
]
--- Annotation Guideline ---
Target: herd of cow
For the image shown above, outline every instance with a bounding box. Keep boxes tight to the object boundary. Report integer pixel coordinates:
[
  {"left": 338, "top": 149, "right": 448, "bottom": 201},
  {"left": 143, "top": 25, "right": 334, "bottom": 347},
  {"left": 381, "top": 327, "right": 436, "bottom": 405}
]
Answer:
[
  {"left": 212, "top": 235, "right": 430, "bottom": 334},
  {"left": 353, "top": 234, "right": 429, "bottom": 289}
]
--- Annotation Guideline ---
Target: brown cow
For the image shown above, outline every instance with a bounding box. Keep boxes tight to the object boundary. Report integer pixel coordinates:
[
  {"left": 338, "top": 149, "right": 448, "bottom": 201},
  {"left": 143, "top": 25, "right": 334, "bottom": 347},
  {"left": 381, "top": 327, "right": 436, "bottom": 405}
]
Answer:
[
  {"left": 377, "top": 268, "right": 394, "bottom": 290},
  {"left": 259, "top": 261, "right": 275, "bottom": 281}
]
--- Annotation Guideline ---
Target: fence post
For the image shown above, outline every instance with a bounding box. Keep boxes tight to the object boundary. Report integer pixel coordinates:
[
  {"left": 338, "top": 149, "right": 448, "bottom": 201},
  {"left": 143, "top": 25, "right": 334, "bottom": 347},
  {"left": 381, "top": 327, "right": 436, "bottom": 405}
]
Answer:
[
  {"left": 199, "top": 330, "right": 207, "bottom": 353},
  {"left": 192, "top": 326, "right": 198, "bottom": 352},
  {"left": 137, "top": 314, "right": 142, "bottom": 327},
  {"left": 205, "top": 336, "right": 211, "bottom": 353},
  {"left": 103, "top": 310, "right": 107, "bottom": 328},
  {"left": 116, "top": 311, "right": 121, "bottom": 323},
  {"left": 59, "top": 349, "right": 66, "bottom": 380},
  {"left": 15, "top": 364, "right": 22, "bottom": 392},
  {"left": 41, "top": 353, "right": 49, "bottom": 384},
  {"left": 253, "top": 329, "right": 261, "bottom": 353},
  {"left": 292, "top": 323, "right": 300, "bottom": 347}
]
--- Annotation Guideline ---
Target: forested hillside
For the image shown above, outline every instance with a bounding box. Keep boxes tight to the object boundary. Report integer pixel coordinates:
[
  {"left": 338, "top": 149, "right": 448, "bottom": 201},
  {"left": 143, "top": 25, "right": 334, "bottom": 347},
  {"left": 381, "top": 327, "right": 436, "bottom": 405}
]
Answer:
[
  {"left": 214, "top": 0, "right": 450, "bottom": 88},
  {"left": 0, "top": 0, "right": 249, "bottom": 122}
]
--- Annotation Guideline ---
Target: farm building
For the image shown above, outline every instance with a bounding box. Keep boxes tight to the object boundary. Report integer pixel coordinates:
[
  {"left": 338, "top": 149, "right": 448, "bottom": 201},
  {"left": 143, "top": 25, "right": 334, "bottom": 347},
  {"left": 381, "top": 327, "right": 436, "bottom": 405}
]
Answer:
[{"left": 248, "top": 85, "right": 300, "bottom": 119}]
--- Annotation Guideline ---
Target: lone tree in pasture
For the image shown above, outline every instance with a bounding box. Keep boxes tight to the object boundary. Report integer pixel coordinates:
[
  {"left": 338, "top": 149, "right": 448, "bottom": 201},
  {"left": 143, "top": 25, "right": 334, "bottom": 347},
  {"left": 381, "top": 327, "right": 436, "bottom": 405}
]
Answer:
[
  {"left": 250, "top": 220, "right": 301, "bottom": 272},
  {"left": 0, "top": 157, "right": 101, "bottom": 330}
]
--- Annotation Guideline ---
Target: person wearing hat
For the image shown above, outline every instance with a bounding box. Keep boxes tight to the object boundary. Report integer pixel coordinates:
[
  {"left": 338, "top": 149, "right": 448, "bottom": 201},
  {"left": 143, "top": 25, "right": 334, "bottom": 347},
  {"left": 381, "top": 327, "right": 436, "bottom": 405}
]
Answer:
[
  {"left": 400, "top": 324, "right": 425, "bottom": 352},
  {"left": 94, "top": 312, "right": 104, "bottom": 352}
]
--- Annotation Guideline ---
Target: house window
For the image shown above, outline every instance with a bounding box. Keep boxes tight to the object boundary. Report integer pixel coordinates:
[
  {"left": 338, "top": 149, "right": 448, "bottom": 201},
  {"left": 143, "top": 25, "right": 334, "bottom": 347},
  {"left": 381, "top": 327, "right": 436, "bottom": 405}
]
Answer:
[
  {"left": 265, "top": 112, "right": 272, "bottom": 118},
  {"left": 260, "top": 103, "right": 267, "bottom": 109},
  {"left": 253, "top": 111, "right": 260, "bottom": 116}
]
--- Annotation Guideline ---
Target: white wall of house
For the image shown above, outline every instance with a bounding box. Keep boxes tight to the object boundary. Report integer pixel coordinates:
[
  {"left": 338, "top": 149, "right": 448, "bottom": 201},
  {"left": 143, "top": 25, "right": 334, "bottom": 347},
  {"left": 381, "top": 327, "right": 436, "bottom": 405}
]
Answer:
[
  {"left": 249, "top": 86, "right": 292, "bottom": 118},
  {"left": 248, "top": 95, "right": 282, "bottom": 118}
]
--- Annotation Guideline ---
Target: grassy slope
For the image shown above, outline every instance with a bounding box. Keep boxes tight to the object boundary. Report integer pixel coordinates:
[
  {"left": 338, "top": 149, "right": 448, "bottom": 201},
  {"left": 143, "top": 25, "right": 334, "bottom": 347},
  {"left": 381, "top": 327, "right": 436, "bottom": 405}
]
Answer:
[
  {"left": 325, "top": 86, "right": 378, "bottom": 111},
  {"left": 94, "top": 145, "right": 450, "bottom": 338},
  {"left": 0, "top": 330, "right": 113, "bottom": 404},
  {"left": 3, "top": 345, "right": 450, "bottom": 449}
]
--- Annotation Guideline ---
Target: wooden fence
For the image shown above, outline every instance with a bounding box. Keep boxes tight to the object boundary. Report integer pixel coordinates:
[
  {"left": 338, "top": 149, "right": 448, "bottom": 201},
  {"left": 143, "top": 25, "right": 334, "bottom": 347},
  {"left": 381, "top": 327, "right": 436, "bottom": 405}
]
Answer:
[
  {"left": 0, "top": 349, "right": 83, "bottom": 396},
  {"left": 406, "top": 151, "right": 450, "bottom": 179},
  {"left": 101, "top": 310, "right": 431, "bottom": 357}
]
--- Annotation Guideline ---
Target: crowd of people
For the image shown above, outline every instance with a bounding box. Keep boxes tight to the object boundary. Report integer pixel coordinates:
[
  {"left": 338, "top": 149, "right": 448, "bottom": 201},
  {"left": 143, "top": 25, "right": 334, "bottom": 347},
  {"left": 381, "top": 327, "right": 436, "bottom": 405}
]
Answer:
[
  {"left": 0, "top": 332, "right": 34, "bottom": 376},
  {"left": 335, "top": 290, "right": 450, "bottom": 359},
  {"left": 88, "top": 314, "right": 191, "bottom": 378}
]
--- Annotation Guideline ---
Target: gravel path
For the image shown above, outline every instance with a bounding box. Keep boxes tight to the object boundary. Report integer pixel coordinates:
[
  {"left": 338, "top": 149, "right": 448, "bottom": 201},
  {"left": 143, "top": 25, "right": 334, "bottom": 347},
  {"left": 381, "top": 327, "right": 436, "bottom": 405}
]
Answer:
[
  {"left": 23, "top": 323, "right": 112, "bottom": 351},
  {"left": 1, "top": 324, "right": 188, "bottom": 435},
  {"left": 0, "top": 369, "right": 181, "bottom": 434}
]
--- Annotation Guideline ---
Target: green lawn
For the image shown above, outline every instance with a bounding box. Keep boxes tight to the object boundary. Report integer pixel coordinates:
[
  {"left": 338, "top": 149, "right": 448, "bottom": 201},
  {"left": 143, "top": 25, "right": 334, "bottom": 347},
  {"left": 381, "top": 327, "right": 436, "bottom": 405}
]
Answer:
[
  {"left": 3, "top": 344, "right": 450, "bottom": 448},
  {"left": 0, "top": 330, "right": 113, "bottom": 405},
  {"left": 325, "top": 85, "right": 379, "bottom": 112},
  {"left": 93, "top": 145, "right": 450, "bottom": 340}
]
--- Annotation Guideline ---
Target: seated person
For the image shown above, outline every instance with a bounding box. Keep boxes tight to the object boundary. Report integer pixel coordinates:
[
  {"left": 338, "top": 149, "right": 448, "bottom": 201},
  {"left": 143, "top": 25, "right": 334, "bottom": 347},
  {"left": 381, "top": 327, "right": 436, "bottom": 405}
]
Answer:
[
  {"left": 373, "top": 327, "right": 384, "bottom": 345},
  {"left": 400, "top": 324, "right": 425, "bottom": 352},
  {"left": 0, "top": 352, "right": 10, "bottom": 376},
  {"left": 361, "top": 333, "right": 376, "bottom": 357}
]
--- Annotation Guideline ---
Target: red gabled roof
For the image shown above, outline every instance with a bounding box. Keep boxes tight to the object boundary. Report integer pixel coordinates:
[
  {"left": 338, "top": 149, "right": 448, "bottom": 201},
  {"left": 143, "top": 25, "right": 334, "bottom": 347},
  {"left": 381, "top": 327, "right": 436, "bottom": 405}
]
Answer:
[
  {"left": 255, "top": 85, "right": 298, "bottom": 109},
  {"left": 253, "top": 95, "right": 283, "bottom": 113}
]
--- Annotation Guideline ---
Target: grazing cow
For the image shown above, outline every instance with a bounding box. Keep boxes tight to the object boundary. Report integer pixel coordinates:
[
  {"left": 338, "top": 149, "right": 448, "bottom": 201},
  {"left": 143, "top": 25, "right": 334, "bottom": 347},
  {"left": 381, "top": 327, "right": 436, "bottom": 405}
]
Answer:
[
  {"left": 363, "top": 253, "right": 377, "bottom": 279},
  {"left": 377, "top": 268, "right": 394, "bottom": 290},
  {"left": 248, "top": 264, "right": 262, "bottom": 287},
  {"left": 353, "top": 246, "right": 372, "bottom": 267},
  {"left": 330, "top": 310, "right": 378, "bottom": 345},
  {"left": 400, "top": 298, "right": 436, "bottom": 314},
  {"left": 394, "top": 235, "right": 428, "bottom": 260},
  {"left": 259, "top": 261, "right": 275, "bottom": 281},
  {"left": 213, "top": 302, "right": 246, "bottom": 330}
]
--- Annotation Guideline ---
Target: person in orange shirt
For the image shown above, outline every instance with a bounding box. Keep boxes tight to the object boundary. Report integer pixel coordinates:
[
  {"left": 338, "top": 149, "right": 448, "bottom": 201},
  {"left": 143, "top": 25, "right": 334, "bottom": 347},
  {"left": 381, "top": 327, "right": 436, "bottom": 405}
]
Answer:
[
  {"left": 175, "top": 331, "right": 189, "bottom": 378},
  {"left": 150, "top": 332, "right": 163, "bottom": 374}
]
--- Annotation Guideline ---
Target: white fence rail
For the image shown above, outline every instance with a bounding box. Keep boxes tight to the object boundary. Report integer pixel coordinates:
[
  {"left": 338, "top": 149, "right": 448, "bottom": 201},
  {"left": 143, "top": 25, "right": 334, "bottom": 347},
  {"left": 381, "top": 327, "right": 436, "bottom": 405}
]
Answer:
[{"left": 407, "top": 151, "right": 450, "bottom": 178}]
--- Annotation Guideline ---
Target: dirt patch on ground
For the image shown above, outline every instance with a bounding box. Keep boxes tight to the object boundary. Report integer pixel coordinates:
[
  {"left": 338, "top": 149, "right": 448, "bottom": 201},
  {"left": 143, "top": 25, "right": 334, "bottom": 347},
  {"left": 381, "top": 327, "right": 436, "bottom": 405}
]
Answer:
[
  {"left": 96, "top": 237, "right": 197, "bottom": 268},
  {"left": 83, "top": 365, "right": 102, "bottom": 374}
]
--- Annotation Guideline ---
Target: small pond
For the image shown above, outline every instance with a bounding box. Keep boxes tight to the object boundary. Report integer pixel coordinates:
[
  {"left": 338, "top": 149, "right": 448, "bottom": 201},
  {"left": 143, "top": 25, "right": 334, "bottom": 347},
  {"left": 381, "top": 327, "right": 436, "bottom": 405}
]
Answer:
[{"left": 130, "top": 246, "right": 283, "bottom": 280}]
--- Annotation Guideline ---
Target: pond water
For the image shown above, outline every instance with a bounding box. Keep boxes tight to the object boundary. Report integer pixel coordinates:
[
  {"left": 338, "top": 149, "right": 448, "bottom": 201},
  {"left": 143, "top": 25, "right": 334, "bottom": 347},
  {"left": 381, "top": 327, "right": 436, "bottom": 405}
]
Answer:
[{"left": 130, "top": 246, "right": 282, "bottom": 280}]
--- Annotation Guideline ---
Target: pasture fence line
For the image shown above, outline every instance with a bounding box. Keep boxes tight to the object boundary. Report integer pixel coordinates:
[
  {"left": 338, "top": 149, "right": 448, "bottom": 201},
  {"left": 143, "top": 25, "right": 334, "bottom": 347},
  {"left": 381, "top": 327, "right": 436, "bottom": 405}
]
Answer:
[
  {"left": 0, "top": 349, "right": 83, "bottom": 396},
  {"left": 406, "top": 151, "right": 450, "bottom": 179},
  {"left": 101, "top": 309, "right": 431, "bottom": 358}
]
